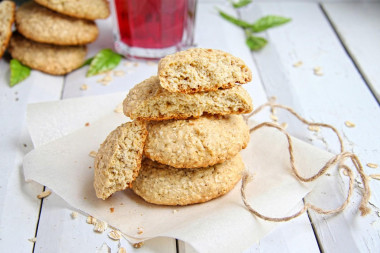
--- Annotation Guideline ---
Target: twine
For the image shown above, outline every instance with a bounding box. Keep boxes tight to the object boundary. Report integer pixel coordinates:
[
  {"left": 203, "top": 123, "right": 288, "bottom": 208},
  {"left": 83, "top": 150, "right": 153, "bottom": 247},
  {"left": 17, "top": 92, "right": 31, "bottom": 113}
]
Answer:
[{"left": 241, "top": 99, "right": 371, "bottom": 222}]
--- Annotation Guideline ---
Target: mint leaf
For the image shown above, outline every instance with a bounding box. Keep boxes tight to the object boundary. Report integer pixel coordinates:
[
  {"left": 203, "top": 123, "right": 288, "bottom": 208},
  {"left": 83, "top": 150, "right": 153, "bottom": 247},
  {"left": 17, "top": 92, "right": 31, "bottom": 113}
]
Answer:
[
  {"left": 10, "top": 59, "right": 31, "bottom": 87},
  {"left": 81, "top": 57, "right": 94, "bottom": 67},
  {"left": 86, "top": 49, "right": 122, "bottom": 77},
  {"left": 251, "top": 15, "right": 291, "bottom": 32},
  {"left": 231, "top": 0, "right": 252, "bottom": 8},
  {"left": 218, "top": 10, "right": 252, "bottom": 29},
  {"left": 246, "top": 36, "right": 268, "bottom": 51}
]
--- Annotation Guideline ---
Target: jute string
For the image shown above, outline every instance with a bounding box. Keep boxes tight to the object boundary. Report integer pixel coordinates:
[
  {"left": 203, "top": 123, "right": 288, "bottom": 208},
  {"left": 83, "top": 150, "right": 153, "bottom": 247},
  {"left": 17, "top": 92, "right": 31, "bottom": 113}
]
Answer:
[{"left": 241, "top": 99, "right": 371, "bottom": 222}]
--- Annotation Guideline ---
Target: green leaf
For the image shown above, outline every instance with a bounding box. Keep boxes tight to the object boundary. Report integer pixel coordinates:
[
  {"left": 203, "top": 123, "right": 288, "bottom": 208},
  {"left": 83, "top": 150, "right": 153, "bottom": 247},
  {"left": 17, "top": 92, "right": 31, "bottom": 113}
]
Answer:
[
  {"left": 81, "top": 57, "right": 94, "bottom": 67},
  {"left": 86, "top": 49, "right": 122, "bottom": 77},
  {"left": 231, "top": 0, "right": 252, "bottom": 8},
  {"left": 218, "top": 9, "right": 252, "bottom": 29},
  {"left": 246, "top": 35, "right": 268, "bottom": 51},
  {"left": 10, "top": 59, "right": 31, "bottom": 87},
  {"left": 251, "top": 15, "right": 291, "bottom": 33}
]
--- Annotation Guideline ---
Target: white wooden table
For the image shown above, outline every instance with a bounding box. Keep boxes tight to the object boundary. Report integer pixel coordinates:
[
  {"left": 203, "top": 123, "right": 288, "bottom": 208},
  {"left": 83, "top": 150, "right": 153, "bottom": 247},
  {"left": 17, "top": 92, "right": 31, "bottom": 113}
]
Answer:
[{"left": 1, "top": 0, "right": 380, "bottom": 252}]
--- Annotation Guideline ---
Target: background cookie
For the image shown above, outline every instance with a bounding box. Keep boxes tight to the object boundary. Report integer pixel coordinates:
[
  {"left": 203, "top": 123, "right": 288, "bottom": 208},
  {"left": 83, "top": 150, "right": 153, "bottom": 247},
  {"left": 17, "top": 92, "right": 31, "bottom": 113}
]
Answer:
[
  {"left": 0, "top": 1, "right": 15, "bottom": 58},
  {"left": 16, "top": 1, "right": 98, "bottom": 45},
  {"left": 123, "top": 76, "right": 253, "bottom": 121},
  {"left": 8, "top": 33, "right": 87, "bottom": 75},
  {"left": 35, "top": 0, "right": 110, "bottom": 20},
  {"left": 132, "top": 154, "right": 245, "bottom": 206},
  {"left": 145, "top": 115, "right": 249, "bottom": 168},
  {"left": 158, "top": 48, "right": 252, "bottom": 93},
  {"left": 94, "top": 121, "right": 148, "bottom": 200}
]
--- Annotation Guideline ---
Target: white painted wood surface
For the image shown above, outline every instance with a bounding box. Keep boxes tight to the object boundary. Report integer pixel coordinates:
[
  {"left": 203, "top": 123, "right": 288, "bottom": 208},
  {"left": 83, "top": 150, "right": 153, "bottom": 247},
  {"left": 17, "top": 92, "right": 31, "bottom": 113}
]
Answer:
[
  {"left": 241, "top": 2, "right": 380, "bottom": 253},
  {"left": 322, "top": 2, "right": 380, "bottom": 102},
  {"left": 1, "top": 0, "right": 380, "bottom": 252}
]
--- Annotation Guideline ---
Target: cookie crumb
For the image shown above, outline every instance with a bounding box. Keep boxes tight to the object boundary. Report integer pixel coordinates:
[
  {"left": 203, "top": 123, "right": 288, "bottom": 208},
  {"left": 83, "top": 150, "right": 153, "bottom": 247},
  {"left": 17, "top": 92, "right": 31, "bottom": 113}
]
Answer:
[
  {"left": 172, "top": 209, "right": 178, "bottom": 214},
  {"left": 89, "top": 151, "right": 97, "bottom": 158},
  {"left": 70, "top": 211, "right": 78, "bottom": 219},
  {"left": 367, "top": 163, "right": 378, "bottom": 169},
  {"left": 110, "top": 207, "right": 115, "bottom": 213},
  {"left": 28, "top": 237, "right": 37, "bottom": 243},
  {"left": 124, "top": 61, "right": 132, "bottom": 67},
  {"left": 114, "top": 103, "right": 123, "bottom": 113},
  {"left": 93, "top": 220, "right": 108, "bottom": 233},
  {"left": 108, "top": 230, "right": 121, "bottom": 240},
  {"left": 147, "top": 61, "right": 157, "bottom": 66},
  {"left": 85, "top": 122, "right": 90, "bottom": 127},
  {"left": 133, "top": 242, "right": 143, "bottom": 248},
  {"left": 280, "top": 122, "right": 288, "bottom": 129},
  {"left": 308, "top": 125, "right": 320, "bottom": 132},
  {"left": 37, "top": 190, "right": 51, "bottom": 199},
  {"left": 86, "top": 216, "right": 97, "bottom": 224},
  {"left": 133, "top": 62, "right": 139, "bottom": 67},
  {"left": 137, "top": 227, "right": 143, "bottom": 234},
  {"left": 293, "top": 61, "right": 303, "bottom": 67},
  {"left": 344, "top": 121, "right": 355, "bottom": 128},
  {"left": 80, "top": 84, "right": 88, "bottom": 91},
  {"left": 118, "top": 248, "right": 127, "bottom": 253},
  {"left": 114, "top": 70, "right": 125, "bottom": 77},
  {"left": 313, "top": 66, "right": 323, "bottom": 76}
]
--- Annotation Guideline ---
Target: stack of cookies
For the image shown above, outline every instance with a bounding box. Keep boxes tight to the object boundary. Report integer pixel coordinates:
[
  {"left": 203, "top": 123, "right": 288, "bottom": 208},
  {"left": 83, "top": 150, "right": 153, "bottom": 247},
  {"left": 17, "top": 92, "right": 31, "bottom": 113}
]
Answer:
[
  {"left": 7, "top": 0, "right": 110, "bottom": 75},
  {"left": 94, "top": 48, "right": 253, "bottom": 206}
]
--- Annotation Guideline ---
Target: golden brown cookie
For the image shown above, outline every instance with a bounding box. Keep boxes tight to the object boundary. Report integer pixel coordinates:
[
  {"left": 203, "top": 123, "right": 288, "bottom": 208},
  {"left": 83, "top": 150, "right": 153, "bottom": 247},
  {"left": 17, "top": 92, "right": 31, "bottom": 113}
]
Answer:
[
  {"left": 0, "top": 1, "right": 15, "bottom": 58},
  {"left": 158, "top": 48, "right": 252, "bottom": 93},
  {"left": 123, "top": 76, "right": 253, "bottom": 121},
  {"left": 8, "top": 33, "right": 87, "bottom": 75},
  {"left": 144, "top": 115, "right": 249, "bottom": 168},
  {"left": 35, "top": 0, "right": 110, "bottom": 20},
  {"left": 15, "top": 1, "right": 98, "bottom": 45},
  {"left": 132, "top": 154, "right": 245, "bottom": 206},
  {"left": 94, "top": 121, "right": 148, "bottom": 200}
]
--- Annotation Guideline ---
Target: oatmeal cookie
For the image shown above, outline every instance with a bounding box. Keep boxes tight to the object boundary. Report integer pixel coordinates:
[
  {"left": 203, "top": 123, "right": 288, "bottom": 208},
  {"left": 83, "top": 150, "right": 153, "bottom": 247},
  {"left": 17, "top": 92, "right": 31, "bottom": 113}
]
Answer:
[{"left": 0, "top": 1, "right": 15, "bottom": 58}]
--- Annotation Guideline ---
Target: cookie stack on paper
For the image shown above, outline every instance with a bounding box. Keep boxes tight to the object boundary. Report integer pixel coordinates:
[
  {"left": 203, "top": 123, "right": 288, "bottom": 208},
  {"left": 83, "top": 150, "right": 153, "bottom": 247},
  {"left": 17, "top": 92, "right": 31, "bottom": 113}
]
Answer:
[
  {"left": 94, "top": 48, "right": 253, "bottom": 205},
  {"left": 7, "top": 0, "right": 109, "bottom": 75}
]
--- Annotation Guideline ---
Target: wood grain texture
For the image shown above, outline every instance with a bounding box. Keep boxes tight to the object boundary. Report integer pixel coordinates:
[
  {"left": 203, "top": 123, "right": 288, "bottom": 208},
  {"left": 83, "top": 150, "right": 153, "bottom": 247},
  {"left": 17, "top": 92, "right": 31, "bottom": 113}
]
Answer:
[
  {"left": 241, "top": 2, "right": 380, "bottom": 252},
  {"left": 322, "top": 2, "right": 380, "bottom": 102}
]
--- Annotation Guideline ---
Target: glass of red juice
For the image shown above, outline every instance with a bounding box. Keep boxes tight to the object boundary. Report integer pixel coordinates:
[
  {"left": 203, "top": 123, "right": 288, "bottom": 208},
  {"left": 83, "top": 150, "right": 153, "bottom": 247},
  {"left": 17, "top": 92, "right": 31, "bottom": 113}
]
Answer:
[{"left": 111, "top": 0, "right": 197, "bottom": 59}]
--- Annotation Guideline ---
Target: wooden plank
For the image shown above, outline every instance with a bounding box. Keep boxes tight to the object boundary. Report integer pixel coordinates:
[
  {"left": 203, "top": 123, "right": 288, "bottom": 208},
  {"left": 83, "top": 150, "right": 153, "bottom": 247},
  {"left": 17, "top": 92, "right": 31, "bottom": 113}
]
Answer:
[
  {"left": 240, "top": 2, "right": 380, "bottom": 252},
  {"left": 322, "top": 2, "right": 380, "bottom": 102},
  {"left": 0, "top": 60, "right": 64, "bottom": 251}
]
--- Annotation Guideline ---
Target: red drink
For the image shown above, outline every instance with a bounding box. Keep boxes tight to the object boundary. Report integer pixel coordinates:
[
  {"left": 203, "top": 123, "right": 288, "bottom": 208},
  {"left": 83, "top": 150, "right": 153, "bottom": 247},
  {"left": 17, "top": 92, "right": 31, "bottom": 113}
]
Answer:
[{"left": 112, "top": 0, "right": 196, "bottom": 59}]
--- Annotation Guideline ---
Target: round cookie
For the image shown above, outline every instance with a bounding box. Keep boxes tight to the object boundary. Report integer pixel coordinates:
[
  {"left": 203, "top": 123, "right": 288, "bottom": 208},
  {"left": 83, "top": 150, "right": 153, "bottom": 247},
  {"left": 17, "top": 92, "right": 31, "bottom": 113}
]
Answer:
[
  {"left": 8, "top": 33, "right": 87, "bottom": 75},
  {"left": 158, "top": 48, "right": 252, "bottom": 94},
  {"left": 0, "top": 1, "right": 15, "bottom": 58},
  {"left": 132, "top": 154, "right": 245, "bottom": 206},
  {"left": 35, "top": 0, "right": 110, "bottom": 20},
  {"left": 144, "top": 115, "right": 249, "bottom": 168},
  {"left": 15, "top": 1, "right": 98, "bottom": 46}
]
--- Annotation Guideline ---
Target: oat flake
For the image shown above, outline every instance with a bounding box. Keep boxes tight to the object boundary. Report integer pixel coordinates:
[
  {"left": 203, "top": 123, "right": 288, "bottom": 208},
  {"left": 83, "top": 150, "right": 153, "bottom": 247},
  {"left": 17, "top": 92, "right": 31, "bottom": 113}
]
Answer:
[{"left": 37, "top": 190, "right": 51, "bottom": 199}]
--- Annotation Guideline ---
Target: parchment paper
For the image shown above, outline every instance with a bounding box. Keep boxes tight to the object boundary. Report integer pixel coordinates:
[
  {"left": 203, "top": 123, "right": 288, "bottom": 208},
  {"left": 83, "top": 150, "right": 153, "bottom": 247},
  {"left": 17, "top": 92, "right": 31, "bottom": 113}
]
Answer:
[{"left": 23, "top": 93, "right": 333, "bottom": 253}]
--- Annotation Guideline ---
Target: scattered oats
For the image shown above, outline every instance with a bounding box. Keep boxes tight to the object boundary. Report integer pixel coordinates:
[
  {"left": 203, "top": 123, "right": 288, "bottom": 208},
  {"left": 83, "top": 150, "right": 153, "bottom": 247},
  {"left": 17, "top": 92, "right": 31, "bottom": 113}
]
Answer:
[
  {"left": 280, "top": 122, "right": 288, "bottom": 129},
  {"left": 85, "top": 122, "right": 90, "bottom": 127},
  {"left": 108, "top": 230, "right": 121, "bottom": 240},
  {"left": 114, "top": 70, "right": 125, "bottom": 77},
  {"left": 270, "top": 107, "right": 276, "bottom": 114},
  {"left": 344, "top": 121, "right": 356, "bottom": 128},
  {"left": 146, "top": 61, "right": 157, "bottom": 66},
  {"left": 137, "top": 227, "right": 143, "bottom": 234},
  {"left": 133, "top": 242, "right": 143, "bottom": 248},
  {"left": 71, "top": 211, "right": 78, "bottom": 219},
  {"left": 367, "top": 163, "right": 378, "bottom": 169},
  {"left": 293, "top": 61, "right": 303, "bottom": 67},
  {"left": 114, "top": 103, "right": 123, "bottom": 113},
  {"left": 342, "top": 169, "right": 349, "bottom": 176},
  {"left": 118, "top": 248, "right": 127, "bottom": 253},
  {"left": 80, "top": 84, "right": 88, "bottom": 91},
  {"left": 110, "top": 207, "right": 115, "bottom": 213},
  {"left": 313, "top": 66, "right": 323, "bottom": 76},
  {"left": 308, "top": 125, "right": 320, "bottom": 132},
  {"left": 86, "top": 216, "right": 97, "bottom": 224},
  {"left": 172, "top": 209, "right": 178, "bottom": 214},
  {"left": 270, "top": 114, "right": 278, "bottom": 122},
  {"left": 37, "top": 190, "right": 51, "bottom": 199},
  {"left": 133, "top": 62, "right": 139, "bottom": 67},
  {"left": 123, "top": 61, "right": 132, "bottom": 67},
  {"left": 369, "top": 174, "right": 380, "bottom": 180},
  {"left": 28, "top": 237, "right": 37, "bottom": 243},
  {"left": 94, "top": 220, "right": 108, "bottom": 233},
  {"left": 89, "top": 151, "right": 97, "bottom": 158}
]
